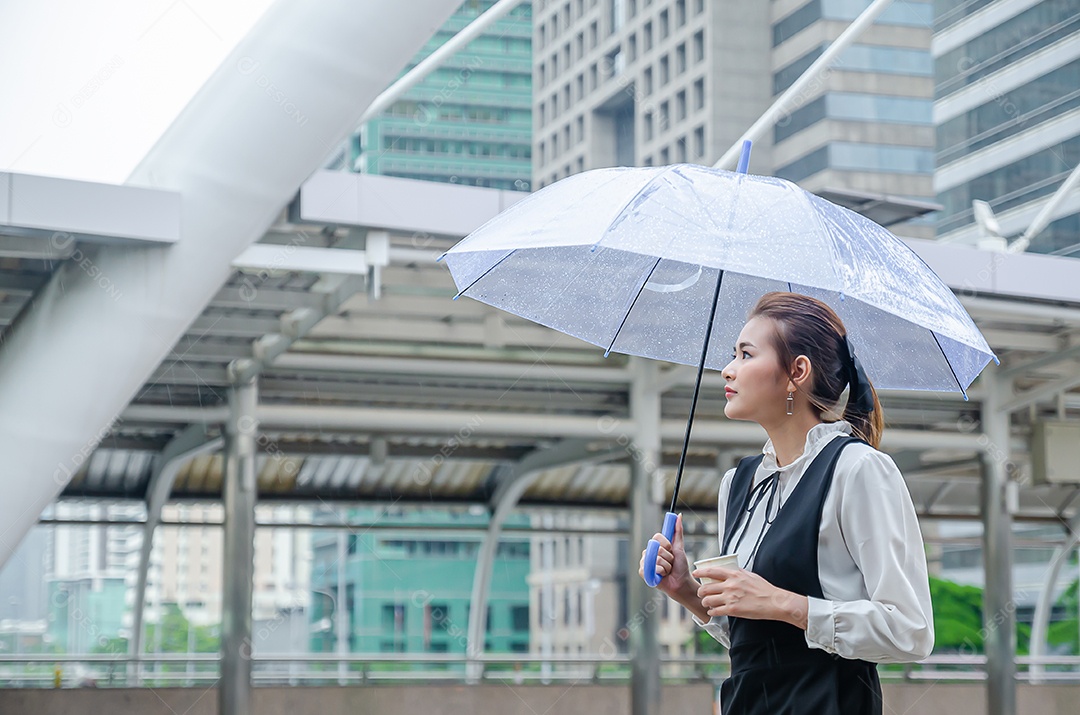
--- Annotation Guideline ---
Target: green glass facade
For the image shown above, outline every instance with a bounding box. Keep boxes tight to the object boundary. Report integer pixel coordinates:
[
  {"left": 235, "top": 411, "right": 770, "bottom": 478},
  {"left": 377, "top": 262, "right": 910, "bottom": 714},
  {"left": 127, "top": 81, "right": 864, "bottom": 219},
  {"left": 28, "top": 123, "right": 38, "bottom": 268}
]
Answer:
[
  {"left": 46, "top": 578, "right": 127, "bottom": 653},
  {"left": 352, "top": 1, "right": 533, "bottom": 191},
  {"left": 310, "top": 509, "right": 530, "bottom": 655}
]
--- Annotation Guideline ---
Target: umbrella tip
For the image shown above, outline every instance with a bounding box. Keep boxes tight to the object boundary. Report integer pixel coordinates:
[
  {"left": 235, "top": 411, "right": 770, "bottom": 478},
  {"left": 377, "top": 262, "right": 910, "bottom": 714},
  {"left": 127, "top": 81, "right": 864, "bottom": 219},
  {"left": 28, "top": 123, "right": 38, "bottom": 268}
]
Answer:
[
  {"left": 436, "top": 253, "right": 446, "bottom": 263},
  {"left": 736, "top": 140, "right": 753, "bottom": 174},
  {"left": 993, "top": 355, "right": 1001, "bottom": 366},
  {"left": 603, "top": 349, "right": 611, "bottom": 358}
]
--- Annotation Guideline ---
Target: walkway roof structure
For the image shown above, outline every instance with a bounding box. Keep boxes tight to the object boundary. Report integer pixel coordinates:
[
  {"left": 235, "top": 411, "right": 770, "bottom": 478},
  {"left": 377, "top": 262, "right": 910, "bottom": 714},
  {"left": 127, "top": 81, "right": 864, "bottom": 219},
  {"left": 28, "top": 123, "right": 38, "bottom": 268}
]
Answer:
[{"left": 9, "top": 169, "right": 1074, "bottom": 525}]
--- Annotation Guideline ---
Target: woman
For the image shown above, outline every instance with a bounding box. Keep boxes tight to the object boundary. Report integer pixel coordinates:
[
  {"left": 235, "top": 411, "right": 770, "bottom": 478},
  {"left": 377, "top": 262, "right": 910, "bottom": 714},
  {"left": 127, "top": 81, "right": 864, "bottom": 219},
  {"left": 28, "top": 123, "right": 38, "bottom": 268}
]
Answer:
[{"left": 639, "top": 292, "right": 933, "bottom": 715}]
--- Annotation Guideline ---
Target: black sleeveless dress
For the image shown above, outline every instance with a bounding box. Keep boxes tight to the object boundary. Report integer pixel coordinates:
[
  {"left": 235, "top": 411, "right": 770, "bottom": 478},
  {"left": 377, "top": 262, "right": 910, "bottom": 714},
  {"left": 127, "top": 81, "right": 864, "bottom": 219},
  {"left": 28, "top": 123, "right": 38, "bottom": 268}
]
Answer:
[{"left": 718, "top": 436, "right": 883, "bottom": 715}]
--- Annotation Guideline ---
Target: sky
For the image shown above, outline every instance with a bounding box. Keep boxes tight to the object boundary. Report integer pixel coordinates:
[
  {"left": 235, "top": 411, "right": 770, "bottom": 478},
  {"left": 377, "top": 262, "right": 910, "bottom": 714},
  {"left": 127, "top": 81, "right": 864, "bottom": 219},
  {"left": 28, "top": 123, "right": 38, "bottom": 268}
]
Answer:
[{"left": 0, "top": 0, "right": 275, "bottom": 185}]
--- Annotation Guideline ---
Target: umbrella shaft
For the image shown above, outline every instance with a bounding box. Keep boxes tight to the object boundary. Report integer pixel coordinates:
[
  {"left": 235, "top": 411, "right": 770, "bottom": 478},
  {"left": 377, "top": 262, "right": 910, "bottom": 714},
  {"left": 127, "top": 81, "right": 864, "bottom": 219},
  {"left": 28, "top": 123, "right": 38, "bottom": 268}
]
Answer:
[{"left": 671, "top": 269, "right": 725, "bottom": 512}]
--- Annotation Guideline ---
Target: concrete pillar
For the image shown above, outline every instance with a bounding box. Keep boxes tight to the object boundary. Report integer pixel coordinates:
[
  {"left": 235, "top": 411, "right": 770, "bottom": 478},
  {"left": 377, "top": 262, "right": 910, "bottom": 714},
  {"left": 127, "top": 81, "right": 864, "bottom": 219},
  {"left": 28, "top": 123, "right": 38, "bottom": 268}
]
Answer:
[
  {"left": 220, "top": 372, "right": 258, "bottom": 715},
  {"left": 980, "top": 372, "right": 1016, "bottom": 715},
  {"left": 629, "top": 358, "right": 662, "bottom": 715}
]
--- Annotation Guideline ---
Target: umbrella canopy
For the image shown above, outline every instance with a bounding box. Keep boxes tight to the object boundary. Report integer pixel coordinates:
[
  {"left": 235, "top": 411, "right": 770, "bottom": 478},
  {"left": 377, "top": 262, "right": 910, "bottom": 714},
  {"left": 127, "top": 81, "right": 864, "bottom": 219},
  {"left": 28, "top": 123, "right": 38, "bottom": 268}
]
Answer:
[{"left": 441, "top": 163, "right": 996, "bottom": 396}]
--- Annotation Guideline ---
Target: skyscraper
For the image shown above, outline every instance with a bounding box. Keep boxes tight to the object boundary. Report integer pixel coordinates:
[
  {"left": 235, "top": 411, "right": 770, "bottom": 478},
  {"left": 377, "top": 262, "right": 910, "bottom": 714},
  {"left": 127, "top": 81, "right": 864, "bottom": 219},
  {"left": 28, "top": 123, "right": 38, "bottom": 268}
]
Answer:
[
  {"left": 933, "top": 0, "right": 1080, "bottom": 254},
  {"left": 533, "top": 0, "right": 937, "bottom": 237},
  {"left": 352, "top": 0, "right": 534, "bottom": 191},
  {"left": 533, "top": 0, "right": 772, "bottom": 186},
  {"left": 771, "top": 0, "right": 936, "bottom": 241}
]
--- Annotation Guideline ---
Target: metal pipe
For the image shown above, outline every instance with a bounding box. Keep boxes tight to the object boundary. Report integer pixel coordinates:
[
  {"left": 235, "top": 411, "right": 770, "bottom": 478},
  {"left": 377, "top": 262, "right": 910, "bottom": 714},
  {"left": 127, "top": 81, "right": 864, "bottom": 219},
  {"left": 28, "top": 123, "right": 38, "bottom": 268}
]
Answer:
[
  {"left": 980, "top": 371, "right": 1017, "bottom": 715},
  {"left": 121, "top": 403, "right": 1002, "bottom": 451},
  {"left": 220, "top": 376, "right": 258, "bottom": 715},
  {"left": 271, "top": 352, "right": 631, "bottom": 384},
  {"left": 335, "top": 531, "right": 348, "bottom": 685},
  {"left": 629, "top": 358, "right": 662, "bottom": 715},
  {"left": 714, "top": 0, "right": 896, "bottom": 170}
]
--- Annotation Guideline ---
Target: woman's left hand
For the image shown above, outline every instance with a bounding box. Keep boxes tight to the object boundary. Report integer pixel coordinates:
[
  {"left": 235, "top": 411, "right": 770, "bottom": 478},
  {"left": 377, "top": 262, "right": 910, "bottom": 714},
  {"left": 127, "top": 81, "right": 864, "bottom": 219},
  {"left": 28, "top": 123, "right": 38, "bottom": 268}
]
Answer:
[{"left": 692, "top": 567, "right": 808, "bottom": 628}]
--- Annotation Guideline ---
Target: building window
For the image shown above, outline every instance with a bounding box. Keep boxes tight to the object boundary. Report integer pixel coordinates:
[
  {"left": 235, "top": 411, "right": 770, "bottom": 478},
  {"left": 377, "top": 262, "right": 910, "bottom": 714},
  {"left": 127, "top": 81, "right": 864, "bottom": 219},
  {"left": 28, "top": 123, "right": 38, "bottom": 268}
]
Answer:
[
  {"left": 643, "top": 21, "right": 653, "bottom": 51},
  {"left": 644, "top": 67, "right": 653, "bottom": 95},
  {"left": 644, "top": 111, "right": 654, "bottom": 140},
  {"left": 589, "top": 21, "right": 598, "bottom": 49},
  {"left": 590, "top": 63, "right": 598, "bottom": 90},
  {"left": 693, "top": 30, "right": 704, "bottom": 63},
  {"left": 694, "top": 0, "right": 704, "bottom": 15},
  {"left": 676, "top": 135, "right": 687, "bottom": 162},
  {"left": 676, "top": 90, "right": 686, "bottom": 121},
  {"left": 660, "top": 55, "right": 669, "bottom": 85},
  {"left": 659, "top": 100, "right": 669, "bottom": 132},
  {"left": 628, "top": 33, "right": 637, "bottom": 62},
  {"left": 576, "top": 74, "right": 584, "bottom": 100},
  {"left": 576, "top": 115, "right": 585, "bottom": 143},
  {"left": 576, "top": 32, "right": 584, "bottom": 60},
  {"left": 693, "top": 77, "right": 704, "bottom": 110},
  {"left": 676, "top": 43, "right": 686, "bottom": 75},
  {"left": 659, "top": 9, "right": 669, "bottom": 39},
  {"left": 659, "top": 146, "right": 669, "bottom": 164},
  {"left": 693, "top": 125, "right": 704, "bottom": 158},
  {"left": 676, "top": 0, "right": 686, "bottom": 27}
]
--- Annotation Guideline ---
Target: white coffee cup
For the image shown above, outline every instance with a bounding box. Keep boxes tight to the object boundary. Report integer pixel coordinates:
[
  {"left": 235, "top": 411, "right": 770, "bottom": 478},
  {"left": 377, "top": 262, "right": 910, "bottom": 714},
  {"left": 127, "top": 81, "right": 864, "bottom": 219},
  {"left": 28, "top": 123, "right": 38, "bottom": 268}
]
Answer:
[{"left": 693, "top": 554, "right": 740, "bottom": 584}]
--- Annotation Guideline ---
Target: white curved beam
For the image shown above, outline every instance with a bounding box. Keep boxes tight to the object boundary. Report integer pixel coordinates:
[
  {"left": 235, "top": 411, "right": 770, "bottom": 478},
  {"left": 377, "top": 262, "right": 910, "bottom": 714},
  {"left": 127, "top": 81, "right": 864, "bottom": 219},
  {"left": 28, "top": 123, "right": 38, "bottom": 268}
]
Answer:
[
  {"left": 129, "top": 426, "right": 222, "bottom": 679},
  {"left": 465, "top": 440, "right": 625, "bottom": 682},
  {"left": 0, "top": 0, "right": 463, "bottom": 567}
]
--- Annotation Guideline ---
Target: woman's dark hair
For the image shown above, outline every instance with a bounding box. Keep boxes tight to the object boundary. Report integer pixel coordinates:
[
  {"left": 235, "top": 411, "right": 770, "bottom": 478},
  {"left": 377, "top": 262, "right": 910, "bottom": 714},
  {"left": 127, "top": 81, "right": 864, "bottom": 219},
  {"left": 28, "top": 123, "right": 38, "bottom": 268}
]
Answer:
[{"left": 748, "top": 291, "right": 884, "bottom": 449}]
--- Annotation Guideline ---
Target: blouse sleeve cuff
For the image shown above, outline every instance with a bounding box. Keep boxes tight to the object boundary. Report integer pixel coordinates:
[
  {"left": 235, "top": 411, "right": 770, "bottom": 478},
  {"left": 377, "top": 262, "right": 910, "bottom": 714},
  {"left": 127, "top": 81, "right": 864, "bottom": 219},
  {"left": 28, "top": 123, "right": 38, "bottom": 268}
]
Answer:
[
  {"left": 804, "top": 596, "right": 837, "bottom": 653},
  {"left": 692, "top": 613, "right": 729, "bottom": 646}
]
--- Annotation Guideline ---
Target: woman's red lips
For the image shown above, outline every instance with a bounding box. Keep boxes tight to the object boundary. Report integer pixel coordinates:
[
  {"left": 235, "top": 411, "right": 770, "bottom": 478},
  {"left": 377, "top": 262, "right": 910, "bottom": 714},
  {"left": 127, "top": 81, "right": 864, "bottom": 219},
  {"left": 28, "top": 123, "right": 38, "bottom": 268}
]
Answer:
[{"left": 725, "top": 387, "right": 737, "bottom": 397}]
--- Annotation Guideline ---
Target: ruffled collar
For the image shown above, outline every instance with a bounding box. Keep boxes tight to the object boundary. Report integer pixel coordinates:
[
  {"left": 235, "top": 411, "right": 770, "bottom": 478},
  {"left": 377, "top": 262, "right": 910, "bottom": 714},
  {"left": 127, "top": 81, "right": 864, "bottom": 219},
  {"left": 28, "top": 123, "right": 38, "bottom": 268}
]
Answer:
[{"left": 760, "top": 420, "right": 852, "bottom": 473}]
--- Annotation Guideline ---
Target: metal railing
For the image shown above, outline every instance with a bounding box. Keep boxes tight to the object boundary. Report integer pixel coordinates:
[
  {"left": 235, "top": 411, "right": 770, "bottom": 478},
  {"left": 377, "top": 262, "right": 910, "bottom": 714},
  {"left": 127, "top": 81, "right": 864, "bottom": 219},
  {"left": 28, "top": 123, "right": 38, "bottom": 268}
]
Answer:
[{"left": 0, "top": 653, "right": 1078, "bottom": 689}]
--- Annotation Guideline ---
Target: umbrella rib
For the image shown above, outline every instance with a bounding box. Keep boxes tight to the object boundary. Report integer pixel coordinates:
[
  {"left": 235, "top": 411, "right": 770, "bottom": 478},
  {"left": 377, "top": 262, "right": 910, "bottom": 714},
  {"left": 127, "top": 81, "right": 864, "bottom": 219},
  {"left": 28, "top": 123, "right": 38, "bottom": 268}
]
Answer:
[
  {"left": 671, "top": 268, "right": 726, "bottom": 513},
  {"left": 604, "top": 257, "right": 663, "bottom": 357},
  {"left": 452, "top": 249, "right": 518, "bottom": 299},
  {"left": 594, "top": 165, "right": 675, "bottom": 250},
  {"left": 931, "top": 330, "right": 968, "bottom": 400}
]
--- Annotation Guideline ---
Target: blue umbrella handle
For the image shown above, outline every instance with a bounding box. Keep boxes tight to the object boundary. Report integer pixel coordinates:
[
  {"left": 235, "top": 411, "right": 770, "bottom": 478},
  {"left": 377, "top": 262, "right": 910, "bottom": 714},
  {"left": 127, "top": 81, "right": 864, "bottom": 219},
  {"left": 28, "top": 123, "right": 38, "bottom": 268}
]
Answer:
[{"left": 642, "top": 512, "right": 679, "bottom": 588}]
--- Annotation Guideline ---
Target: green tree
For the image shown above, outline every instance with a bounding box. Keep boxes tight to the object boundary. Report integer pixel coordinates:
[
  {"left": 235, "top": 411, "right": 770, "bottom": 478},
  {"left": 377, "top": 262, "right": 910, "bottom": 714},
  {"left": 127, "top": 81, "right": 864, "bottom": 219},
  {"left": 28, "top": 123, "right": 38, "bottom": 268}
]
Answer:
[
  {"left": 929, "top": 576, "right": 984, "bottom": 651},
  {"left": 1047, "top": 578, "right": 1079, "bottom": 655}
]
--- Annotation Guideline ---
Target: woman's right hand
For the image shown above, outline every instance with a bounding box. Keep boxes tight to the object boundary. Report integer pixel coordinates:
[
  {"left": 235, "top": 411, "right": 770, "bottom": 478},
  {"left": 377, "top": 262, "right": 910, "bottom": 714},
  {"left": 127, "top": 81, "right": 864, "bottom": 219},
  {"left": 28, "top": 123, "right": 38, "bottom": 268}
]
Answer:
[{"left": 638, "top": 513, "right": 694, "bottom": 598}]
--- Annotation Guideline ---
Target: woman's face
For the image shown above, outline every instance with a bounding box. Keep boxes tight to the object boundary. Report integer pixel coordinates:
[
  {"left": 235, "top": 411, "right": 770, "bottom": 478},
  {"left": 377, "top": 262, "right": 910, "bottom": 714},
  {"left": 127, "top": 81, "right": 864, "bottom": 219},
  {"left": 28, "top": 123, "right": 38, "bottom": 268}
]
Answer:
[{"left": 721, "top": 316, "right": 791, "bottom": 423}]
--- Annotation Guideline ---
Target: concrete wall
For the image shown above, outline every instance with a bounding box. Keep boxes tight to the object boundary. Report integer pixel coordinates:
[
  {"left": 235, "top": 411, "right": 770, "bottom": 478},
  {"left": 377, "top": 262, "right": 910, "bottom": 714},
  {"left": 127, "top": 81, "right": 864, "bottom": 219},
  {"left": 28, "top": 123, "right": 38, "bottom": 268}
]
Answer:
[
  {"left": 0, "top": 684, "right": 715, "bottom": 715},
  {"left": 882, "top": 683, "right": 1080, "bottom": 715},
  {"left": 3, "top": 683, "right": 1080, "bottom": 714}
]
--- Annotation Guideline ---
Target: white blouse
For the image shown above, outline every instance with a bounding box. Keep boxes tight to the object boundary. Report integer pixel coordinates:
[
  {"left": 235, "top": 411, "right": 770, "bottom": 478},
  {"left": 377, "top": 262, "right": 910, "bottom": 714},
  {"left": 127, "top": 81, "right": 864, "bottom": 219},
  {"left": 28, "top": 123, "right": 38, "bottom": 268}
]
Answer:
[{"left": 692, "top": 420, "right": 934, "bottom": 663}]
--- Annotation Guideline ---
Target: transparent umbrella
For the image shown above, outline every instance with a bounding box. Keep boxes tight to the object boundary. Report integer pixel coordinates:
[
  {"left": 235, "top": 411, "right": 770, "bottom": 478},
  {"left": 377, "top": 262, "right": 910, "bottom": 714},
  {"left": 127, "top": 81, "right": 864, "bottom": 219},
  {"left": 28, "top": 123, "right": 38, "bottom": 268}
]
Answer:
[{"left": 440, "top": 142, "right": 996, "bottom": 586}]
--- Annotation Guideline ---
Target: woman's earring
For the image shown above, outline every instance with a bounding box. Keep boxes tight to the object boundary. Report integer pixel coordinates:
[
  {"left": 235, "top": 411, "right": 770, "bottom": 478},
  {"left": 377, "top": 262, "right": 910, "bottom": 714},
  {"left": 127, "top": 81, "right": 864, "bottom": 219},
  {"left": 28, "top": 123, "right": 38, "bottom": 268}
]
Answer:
[{"left": 786, "top": 391, "right": 794, "bottom": 415}]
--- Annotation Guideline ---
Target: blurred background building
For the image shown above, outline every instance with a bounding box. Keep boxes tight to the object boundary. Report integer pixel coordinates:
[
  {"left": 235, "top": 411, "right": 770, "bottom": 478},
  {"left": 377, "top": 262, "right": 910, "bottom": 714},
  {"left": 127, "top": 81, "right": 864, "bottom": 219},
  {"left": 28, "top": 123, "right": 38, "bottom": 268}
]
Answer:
[
  {"left": 933, "top": 0, "right": 1080, "bottom": 254},
  {"left": 350, "top": 0, "right": 534, "bottom": 191}
]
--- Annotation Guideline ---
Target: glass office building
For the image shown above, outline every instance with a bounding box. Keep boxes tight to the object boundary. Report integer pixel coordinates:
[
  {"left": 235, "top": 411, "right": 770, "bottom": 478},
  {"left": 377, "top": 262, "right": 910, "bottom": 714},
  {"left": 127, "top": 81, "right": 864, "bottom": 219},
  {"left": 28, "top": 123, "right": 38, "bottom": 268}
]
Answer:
[
  {"left": 352, "top": 1, "right": 533, "bottom": 191},
  {"left": 770, "top": 0, "right": 937, "bottom": 238},
  {"left": 934, "top": 0, "right": 1080, "bottom": 253}
]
